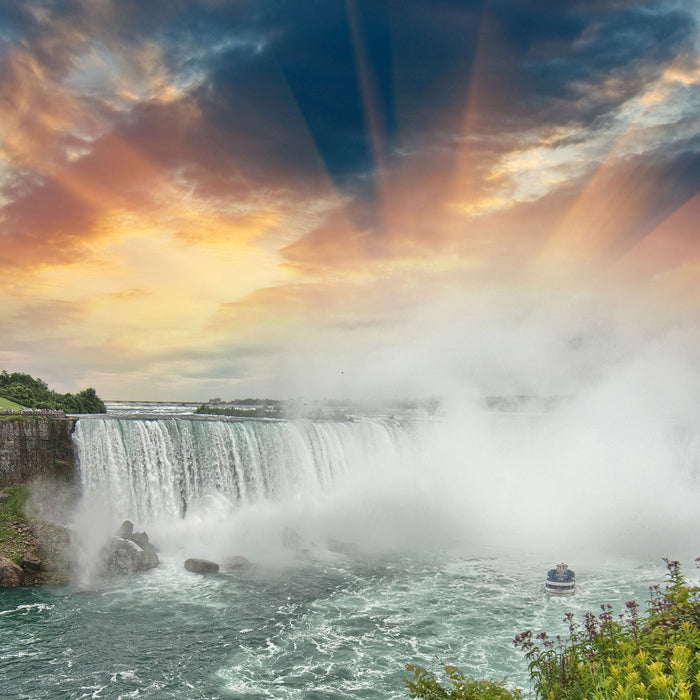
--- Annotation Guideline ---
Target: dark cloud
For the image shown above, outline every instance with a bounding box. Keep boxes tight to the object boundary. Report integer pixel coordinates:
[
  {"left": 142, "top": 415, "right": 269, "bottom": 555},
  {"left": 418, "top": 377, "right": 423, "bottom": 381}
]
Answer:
[
  {"left": 267, "top": 0, "right": 394, "bottom": 185},
  {"left": 490, "top": 2, "right": 696, "bottom": 125},
  {"left": 1, "top": 0, "right": 699, "bottom": 266}
]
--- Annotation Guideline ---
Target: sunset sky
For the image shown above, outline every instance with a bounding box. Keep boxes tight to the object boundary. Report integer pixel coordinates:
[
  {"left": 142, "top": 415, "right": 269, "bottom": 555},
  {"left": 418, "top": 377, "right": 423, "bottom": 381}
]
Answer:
[{"left": 1, "top": 0, "right": 700, "bottom": 402}]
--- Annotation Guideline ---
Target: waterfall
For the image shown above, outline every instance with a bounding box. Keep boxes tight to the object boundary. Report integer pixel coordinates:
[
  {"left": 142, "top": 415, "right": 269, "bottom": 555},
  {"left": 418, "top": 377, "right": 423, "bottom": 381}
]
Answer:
[
  {"left": 71, "top": 411, "right": 700, "bottom": 558},
  {"left": 73, "top": 417, "right": 414, "bottom": 524}
]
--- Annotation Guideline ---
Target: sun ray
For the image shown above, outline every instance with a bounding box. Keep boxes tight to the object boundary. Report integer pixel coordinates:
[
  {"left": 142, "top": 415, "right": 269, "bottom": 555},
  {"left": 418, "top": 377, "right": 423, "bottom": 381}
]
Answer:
[
  {"left": 345, "top": 0, "right": 395, "bottom": 237},
  {"left": 612, "top": 190, "right": 700, "bottom": 287},
  {"left": 447, "top": 4, "right": 495, "bottom": 214},
  {"left": 536, "top": 54, "right": 699, "bottom": 278}
]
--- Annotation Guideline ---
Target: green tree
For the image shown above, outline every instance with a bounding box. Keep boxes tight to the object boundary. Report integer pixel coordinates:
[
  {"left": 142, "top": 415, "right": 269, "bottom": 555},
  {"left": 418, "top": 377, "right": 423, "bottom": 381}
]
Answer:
[{"left": 0, "top": 370, "right": 106, "bottom": 413}]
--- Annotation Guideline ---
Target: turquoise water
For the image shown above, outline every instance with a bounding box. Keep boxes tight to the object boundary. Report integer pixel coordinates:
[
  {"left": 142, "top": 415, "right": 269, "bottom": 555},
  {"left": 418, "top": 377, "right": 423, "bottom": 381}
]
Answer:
[
  {"left": 0, "top": 552, "right": 670, "bottom": 699},
  {"left": 2, "top": 404, "right": 698, "bottom": 699}
]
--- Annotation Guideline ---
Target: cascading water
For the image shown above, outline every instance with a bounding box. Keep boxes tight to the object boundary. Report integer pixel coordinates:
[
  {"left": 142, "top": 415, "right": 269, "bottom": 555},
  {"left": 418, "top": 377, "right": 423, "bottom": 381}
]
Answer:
[
  {"left": 73, "top": 416, "right": 416, "bottom": 524},
  {"left": 4, "top": 404, "right": 700, "bottom": 699},
  {"left": 72, "top": 410, "right": 700, "bottom": 560}
]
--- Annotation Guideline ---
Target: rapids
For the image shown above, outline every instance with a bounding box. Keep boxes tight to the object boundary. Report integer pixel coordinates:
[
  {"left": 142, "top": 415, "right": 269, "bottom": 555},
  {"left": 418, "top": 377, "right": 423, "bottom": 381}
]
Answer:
[{"left": 1, "top": 403, "right": 698, "bottom": 698}]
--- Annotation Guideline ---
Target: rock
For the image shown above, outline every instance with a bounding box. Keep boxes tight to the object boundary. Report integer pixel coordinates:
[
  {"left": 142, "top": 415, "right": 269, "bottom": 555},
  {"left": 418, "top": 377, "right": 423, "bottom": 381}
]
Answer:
[
  {"left": 96, "top": 523, "right": 160, "bottom": 577},
  {"left": 126, "top": 530, "right": 159, "bottom": 552},
  {"left": 116, "top": 520, "right": 134, "bottom": 538},
  {"left": 20, "top": 552, "right": 42, "bottom": 572},
  {"left": 99, "top": 536, "right": 159, "bottom": 576},
  {"left": 0, "top": 555, "right": 24, "bottom": 587},
  {"left": 139, "top": 540, "right": 159, "bottom": 558},
  {"left": 184, "top": 558, "right": 219, "bottom": 574},
  {"left": 0, "top": 492, "right": 10, "bottom": 504},
  {"left": 32, "top": 520, "right": 72, "bottom": 584},
  {"left": 222, "top": 555, "right": 251, "bottom": 570}
]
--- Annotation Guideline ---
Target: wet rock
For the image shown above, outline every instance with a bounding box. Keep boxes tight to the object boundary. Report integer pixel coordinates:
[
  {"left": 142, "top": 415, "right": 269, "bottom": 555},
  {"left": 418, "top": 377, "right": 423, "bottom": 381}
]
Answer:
[
  {"left": 138, "top": 540, "right": 159, "bottom": 560},
  {"left": 126, "top": 530, "right": 159, "bottom": 552},
  {"left": 222, "top": 555, "right": 251, "bottom": 570},
  {"left": 184, "top": 558, "right": 219, "bottom": 574},
  {"left": 0, "top": 555, "right": 24, "bottom": 587},
  {"left": 33, "top": 521, "right": 72, "bottom": 584},
  {"left": 115, "top": 520, "right": 134, "bottom": 538},
  {"left": 99, "top": 536, "right": 159, "bottom": 576},
  {"left": 20, "top": 552, "right": 42, "bottom": 572}
]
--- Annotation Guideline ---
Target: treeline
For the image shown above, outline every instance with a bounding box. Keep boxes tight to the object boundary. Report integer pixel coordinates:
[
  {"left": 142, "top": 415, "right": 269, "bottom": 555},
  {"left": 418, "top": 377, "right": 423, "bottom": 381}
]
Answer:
[
  {"left": 196, "top": 405, "right": 285, "bottom": 419},
  {"left": 197, "top": 397, "right": 441, "bottom": 419},
  {"left": 0, "top": 371, "right": 106, "bottom": 414}
]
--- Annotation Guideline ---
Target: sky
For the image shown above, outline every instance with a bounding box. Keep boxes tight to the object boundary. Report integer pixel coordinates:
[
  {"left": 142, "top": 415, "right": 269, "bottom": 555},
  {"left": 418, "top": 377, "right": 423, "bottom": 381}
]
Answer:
[{"left": 1, "top": 0, "right": 700, "bottom": 402}]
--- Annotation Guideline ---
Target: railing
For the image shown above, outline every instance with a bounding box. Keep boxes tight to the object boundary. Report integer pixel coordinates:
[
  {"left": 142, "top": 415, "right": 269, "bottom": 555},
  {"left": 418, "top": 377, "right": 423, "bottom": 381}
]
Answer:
[{"left": 0, "top": 408, "right": 67, "bottom": 417}]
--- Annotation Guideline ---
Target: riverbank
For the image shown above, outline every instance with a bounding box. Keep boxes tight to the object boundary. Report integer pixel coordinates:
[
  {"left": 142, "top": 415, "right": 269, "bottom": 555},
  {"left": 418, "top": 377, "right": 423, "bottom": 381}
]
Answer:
[{"left": 0, "top": 485, "right": 71, "bottom": 586}]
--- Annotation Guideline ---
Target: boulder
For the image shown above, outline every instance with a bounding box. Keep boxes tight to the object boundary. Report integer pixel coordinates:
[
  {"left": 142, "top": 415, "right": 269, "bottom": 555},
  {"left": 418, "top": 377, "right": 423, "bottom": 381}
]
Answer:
[
  {"left": 0, "top": 555, "right": 24, "bottom": 587},
  {"left": 20, "top": 552, "right": 42, "bottom": 572},
  {"left": 99, "top": 536, "right": 159, "bottom": 576},
  {"left": 184, "top": 558, "right": 219, "bottom": 574},
  {"left": 126, "top": 530, "right": 158, "bottom": 551},
  {"left": 115, "top": 520, "right": 134, "bottom": 538}
]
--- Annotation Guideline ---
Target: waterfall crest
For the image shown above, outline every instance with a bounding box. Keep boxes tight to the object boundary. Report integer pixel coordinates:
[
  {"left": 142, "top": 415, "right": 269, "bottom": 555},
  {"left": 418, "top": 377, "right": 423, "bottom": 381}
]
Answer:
[{"left": 73, "top": 417, "right": 412, "bottom": 523}]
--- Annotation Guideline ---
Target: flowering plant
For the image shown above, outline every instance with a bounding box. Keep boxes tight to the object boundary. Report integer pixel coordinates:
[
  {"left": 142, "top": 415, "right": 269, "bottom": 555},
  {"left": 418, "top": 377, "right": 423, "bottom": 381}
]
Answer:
[{"left": 405, "top": 558, "right": 700, "bottom": 699}]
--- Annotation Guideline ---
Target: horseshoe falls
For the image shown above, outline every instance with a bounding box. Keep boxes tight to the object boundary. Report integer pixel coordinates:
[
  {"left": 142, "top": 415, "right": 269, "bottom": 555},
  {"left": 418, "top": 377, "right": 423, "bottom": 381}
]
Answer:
[
  {"left": 71, "top": 416, "right": 444, "bottom": 562},
  {"left": 73, "top": 417, "right": 412, "bottom": 523},
  {"left": 1, "top": 405, "right": 699, "bottom": 699}
]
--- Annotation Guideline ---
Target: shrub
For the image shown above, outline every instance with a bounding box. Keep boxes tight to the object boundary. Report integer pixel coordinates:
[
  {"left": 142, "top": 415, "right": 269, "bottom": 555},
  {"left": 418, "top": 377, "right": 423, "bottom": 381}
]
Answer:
[
  {"left": 406, "top": 559, "right": 700, "bottom": 700},
  {"left": 513, "top": 558, "right": 700, "bottom": 699},
  {"left": 404, "top": 663, "right": 523, "bottom": 699},
  {"left": 0, "top": 370, "right": 106, "bottom": 413}
]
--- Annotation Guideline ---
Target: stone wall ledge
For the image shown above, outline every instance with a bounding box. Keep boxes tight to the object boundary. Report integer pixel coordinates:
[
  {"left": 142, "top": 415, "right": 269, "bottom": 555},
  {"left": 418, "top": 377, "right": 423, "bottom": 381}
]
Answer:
[{"left": 0, "top": 414, "right": 78, "bottom": 487}]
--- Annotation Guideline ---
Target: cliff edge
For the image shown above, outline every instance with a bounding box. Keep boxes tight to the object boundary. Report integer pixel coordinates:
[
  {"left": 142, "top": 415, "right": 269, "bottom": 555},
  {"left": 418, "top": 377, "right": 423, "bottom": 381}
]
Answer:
[
  {"left": 0, "top": 412, "right": 77, "bottom": 486},
  {"left": 0, "top": 413, "right": 78, "bottom": 585},
  {"left": 0, "top": 485, "right": 72, "bottom": 586}
]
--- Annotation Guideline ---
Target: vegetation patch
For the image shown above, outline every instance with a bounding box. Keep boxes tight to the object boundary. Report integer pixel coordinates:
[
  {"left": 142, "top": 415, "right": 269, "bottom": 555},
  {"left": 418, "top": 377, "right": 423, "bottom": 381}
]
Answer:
[
  {"left": 0, "top": 369, "right": 105, "bottom": 413},
  {"left": 0, "top": 395, "right": 24, "bottom": 410},
  {"left": 0, "top": 484, "right": 71, "bottom": 583},
  {"left": 0, "top": 485, "right": 33, "bottom": 564},
  {"left": 405, "top": 559, "right": 700, "bottom": 699}
]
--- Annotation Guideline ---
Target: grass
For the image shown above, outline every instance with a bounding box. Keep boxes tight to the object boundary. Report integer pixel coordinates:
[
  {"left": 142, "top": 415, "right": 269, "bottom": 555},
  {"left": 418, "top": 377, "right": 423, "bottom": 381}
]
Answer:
[
  {"left": 0, "top": 395, "right": 25, "bottom": 410},
  {"left": 0, "top": 485, "right": 33, "bottom": 564},
  {"left": 0, "top": 484, "right": 72, "bottom": 583},
  {"left": 0, "top": 485, "right": 29, "bottom": 519}
]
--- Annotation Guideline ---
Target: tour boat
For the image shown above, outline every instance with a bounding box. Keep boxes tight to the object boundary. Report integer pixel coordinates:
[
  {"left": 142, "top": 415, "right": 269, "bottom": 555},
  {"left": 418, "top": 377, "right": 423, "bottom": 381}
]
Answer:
[{"left": 545, "top": 562, "right": 575, "bottom": 596}]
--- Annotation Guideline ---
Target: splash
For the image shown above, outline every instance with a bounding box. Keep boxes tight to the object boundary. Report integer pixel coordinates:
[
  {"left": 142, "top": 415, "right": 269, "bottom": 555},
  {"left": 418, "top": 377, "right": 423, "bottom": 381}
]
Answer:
[{"left": 71, "top": 403, "right": 700, "bottom": 567}]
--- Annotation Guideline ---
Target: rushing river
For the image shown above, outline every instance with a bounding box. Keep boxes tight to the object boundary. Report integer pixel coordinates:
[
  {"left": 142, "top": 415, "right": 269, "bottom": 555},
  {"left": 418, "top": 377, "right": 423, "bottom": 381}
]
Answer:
[
  {"left": 1, "top": 402, "right": 698, "bottom": 699},
  {"left": 0, "top": 552, "right": 672, "bottom": 699}
]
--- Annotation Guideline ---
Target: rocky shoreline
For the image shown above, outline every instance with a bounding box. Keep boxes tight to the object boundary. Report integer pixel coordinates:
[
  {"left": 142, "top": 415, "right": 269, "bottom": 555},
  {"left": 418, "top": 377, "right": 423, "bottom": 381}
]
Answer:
[
  {"left": 0, "top": 487, "right": 72, "bottom": 586},
  {"left": 0, "top": 487, "right": 162, "bottom": 587},
  {"left": 0, "top": 482, "right": 255, "bottom": 588}
]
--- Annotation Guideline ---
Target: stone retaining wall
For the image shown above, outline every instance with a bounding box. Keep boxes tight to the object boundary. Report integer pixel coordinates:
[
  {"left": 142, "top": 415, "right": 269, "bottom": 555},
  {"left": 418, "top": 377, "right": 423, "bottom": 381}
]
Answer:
[{"left": 0, "top": 415, "right": 77, "bottom": 486}]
